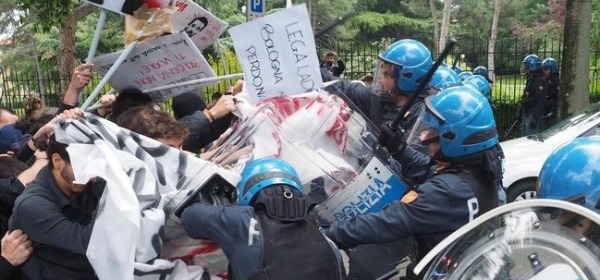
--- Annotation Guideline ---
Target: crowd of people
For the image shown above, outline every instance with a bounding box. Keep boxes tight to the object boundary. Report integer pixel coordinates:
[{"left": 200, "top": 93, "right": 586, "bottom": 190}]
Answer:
[{"left": 0, "top": 35, "right": 597, "bottom": 280}]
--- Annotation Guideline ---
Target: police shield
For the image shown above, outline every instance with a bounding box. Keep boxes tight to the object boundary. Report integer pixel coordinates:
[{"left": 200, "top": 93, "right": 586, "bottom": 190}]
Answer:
[
  {"left": 205, "top": 88, "right": 410, "bottom": 224},
  {"left": 414, "top": 199, "right": 600, "bottom": 280}
]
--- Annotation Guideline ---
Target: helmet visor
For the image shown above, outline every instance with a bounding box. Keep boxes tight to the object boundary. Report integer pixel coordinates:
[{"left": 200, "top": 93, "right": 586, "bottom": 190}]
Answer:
[
  {"left": 407, "top": 106, "right": 443, "bottom": 150},
  {"left": 372, "top": 60, "right": 401, "bottom": 101}
]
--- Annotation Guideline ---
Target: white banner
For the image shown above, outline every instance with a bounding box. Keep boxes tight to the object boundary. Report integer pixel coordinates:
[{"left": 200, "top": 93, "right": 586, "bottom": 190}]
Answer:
[
  {"left": 92, "top": 33, "right": 216, "bottom": 100},
  {"left": 229, "top": 4, "right": 323, "bottom": 103},
  {"left": 171, "top": 0, "right": 229, "bottom": 51},
  {"left": 83, "top": 0, "right": 171, "bottom": 16}
]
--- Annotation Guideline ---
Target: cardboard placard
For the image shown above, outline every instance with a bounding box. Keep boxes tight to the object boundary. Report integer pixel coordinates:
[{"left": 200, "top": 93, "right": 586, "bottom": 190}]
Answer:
[
  {"left": 228, "top": 4, "right": 323, "bottom": 103},
  {"left": 92, "top": 33, "right": 216, "bottom": 100}
]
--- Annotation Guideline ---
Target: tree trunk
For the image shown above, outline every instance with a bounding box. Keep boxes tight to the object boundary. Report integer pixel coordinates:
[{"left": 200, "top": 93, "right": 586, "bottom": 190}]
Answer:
[
  {"left": 438, "top": 0, "right": 453, "bottom": 54},
  {"left": 59, "top": 10, "right": 78, "bottom": 94},
  {"left": 429, "top": 0, "right": 440, "bottom": 54},
  {"left": 559, "top": 0, "right": 592, "bottom": 119},
  {"left": 487, "top": 0, "right": 501, "bottom": 83}
]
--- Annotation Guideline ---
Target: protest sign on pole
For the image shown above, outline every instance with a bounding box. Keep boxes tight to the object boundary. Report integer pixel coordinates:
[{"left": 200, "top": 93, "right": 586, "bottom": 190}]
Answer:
[
  {"left": 229, "top": 4, "right": 323, "bottom": 104},
  {"left": 171, "top": 0, "right": 229, "bottom": 51},
  {"left": 83, "top": 0, "right": 171, "bottom": 16},
  {"left": 92, "top": 33, "right": 216, "bottom": 100}
]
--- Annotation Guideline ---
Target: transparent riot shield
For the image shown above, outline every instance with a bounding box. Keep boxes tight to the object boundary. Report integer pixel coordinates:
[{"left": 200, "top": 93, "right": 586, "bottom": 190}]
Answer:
[
  {"left": 414, "top": 199, "right": 600, "bottom": 280},
  {"left": 204, "top": 88, "right": 411, "bottom": 224}
]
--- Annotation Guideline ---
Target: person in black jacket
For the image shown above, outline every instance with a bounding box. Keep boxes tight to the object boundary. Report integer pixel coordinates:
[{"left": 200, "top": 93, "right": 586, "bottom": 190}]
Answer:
[
  {"left": 320, "top": 51, "right": 346, "bottom": 77},
  {"left": 519, "top": 54, "right": 547, "bottom": 136},
  {"left": 541, "top": 57, "right": 560, "bottom": 130}
]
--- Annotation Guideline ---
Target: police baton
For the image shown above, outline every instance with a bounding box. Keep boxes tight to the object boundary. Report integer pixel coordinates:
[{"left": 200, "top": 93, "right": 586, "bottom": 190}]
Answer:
[{"left": 388, "top": 39, "right": 458, "bottom": 130}]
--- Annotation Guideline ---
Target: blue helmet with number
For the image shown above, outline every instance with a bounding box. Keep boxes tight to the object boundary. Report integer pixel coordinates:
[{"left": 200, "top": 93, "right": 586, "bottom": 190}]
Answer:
[
  {"left": 378, "top": 39, "right": 432, "bottom": 92},
  {"left": 542, "top": 58, "right": 559, "bottom": 74},
  {"left": 537, "top": 137, "right": 600, "bottom": 212},
  {"left": 522, "top": 54, "right": 542, "bottom": 72},
  {"left": 237, "top": 157, "right": 303, "bottom": 206},
  {"left": 458, "top": 71, "right": 473, "bottom": 81},
  {"left": 421, "top": 85, "right": 498, "bottom": 158},
  {"left": 464, "top": 75, "right": 492, "bottom": 100},
  {"left": 427, "top": 65, "right": 462, "bottom": 93}
]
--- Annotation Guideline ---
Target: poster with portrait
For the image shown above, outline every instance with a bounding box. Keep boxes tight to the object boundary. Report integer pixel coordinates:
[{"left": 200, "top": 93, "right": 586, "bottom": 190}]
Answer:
[{"left": 171, "top": 0, "right": 229, "bottom": 50}]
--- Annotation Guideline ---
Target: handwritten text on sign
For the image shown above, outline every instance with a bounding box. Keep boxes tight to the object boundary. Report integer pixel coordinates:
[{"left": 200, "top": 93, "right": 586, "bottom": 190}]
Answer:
[
  {"left": 171, "top": 0, "right": 228, "bottom": 50},
  {"left": 228, "top": 4, "right": 323, "bottom": 103},
  {"left": 92, "top": 33, "right": 216, "bottom": 100}
]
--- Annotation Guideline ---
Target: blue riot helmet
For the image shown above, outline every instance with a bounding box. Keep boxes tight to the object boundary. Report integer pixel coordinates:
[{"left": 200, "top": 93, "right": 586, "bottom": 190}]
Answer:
[
  {"left": 537, "top": 137, "right": 600, "bottom": 212},
  {"left": 473, "top": 66, "right": 493, "bottom": 82},
  {"left": 237, "top": 157, "right": 303, "bottom": 206},
  {"left": 457, "top": 71, "right": 473, "bottom": 81},
  {"left": 373, "top": 39, "right": 432, "bottom": 100},
  {"left": 521, "top": 54, "right": 542, "bottom": 74},
  {"left": 472, "top": 66, "right": 487, "bottom": 76},
  {"left": 407, "top": 85, "right": 498, "bottom": 158},
  {"left": 427, "top": 65, "right": 462, "bottom": 94},
  {"left": 452, "top": 65, "right": 462, "bottom": 75},
  {"left": 542, "top": 57, "right": 559, "bottom": 74},
  {"left": 464, "top": 75, "right": 492, "bottom": 100}
]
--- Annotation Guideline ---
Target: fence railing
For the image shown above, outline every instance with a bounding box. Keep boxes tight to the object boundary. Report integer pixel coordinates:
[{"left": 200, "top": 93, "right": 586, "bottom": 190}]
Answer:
[{"left": 2, "top": 35, "right": 600, "bottom": 141}]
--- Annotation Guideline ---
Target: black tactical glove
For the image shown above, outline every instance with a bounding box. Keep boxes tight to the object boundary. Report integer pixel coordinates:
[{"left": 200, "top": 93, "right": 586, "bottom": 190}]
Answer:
[{"left": 378, "top": 123, "right": 406, "bottom": 156}]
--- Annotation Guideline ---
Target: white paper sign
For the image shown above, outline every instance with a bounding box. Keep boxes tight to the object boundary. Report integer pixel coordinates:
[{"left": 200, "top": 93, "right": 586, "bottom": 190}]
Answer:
[
  {"left": 92, "top": 33, "right": 216, "bottom": 100},
  {"left": 228, "top": 4, "right": 323, "bottom": 103},
  {"left": 171, "top": 0, "right": 229, "bottom": 50},
  {"left": 83, "top": 0, "right": 171, "bottom": 16}
]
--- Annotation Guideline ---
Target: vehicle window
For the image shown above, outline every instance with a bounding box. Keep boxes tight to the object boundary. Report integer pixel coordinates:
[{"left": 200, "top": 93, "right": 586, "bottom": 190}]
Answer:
[
  {"left": 539, "top": 102, "right": 600, "bottom": 140},
  {"left": 579, "top": 124, "right": 600, "bottom": 137}
]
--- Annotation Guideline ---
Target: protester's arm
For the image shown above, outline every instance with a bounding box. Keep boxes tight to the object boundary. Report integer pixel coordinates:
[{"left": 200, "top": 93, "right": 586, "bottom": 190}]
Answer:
[
  {"left": 58, "top": 64, "right": 94, "bottom": 112},
  {"left": 16, "top": 150, "right": 48, "bottom": 186},
  {"left": 179, "top": 95, "right": 236, "bottom": 152},
  {"left": 11, "top": 190, "right": 94, "bottom": 255}
]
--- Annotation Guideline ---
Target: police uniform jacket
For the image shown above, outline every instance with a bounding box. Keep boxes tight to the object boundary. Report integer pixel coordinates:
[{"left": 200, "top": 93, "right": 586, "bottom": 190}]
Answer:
[
  {"left": 181, "top": 202, "right": 345, "bottom": 280},
  {"left": 324, "top": 147, "right": 499, "bottom": 260}
]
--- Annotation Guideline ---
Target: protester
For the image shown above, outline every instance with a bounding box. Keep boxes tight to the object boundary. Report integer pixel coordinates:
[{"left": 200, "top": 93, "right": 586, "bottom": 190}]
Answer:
[
  {"left": 181, "top": 157, "right": 345, "bottom": 280},
  {"left": 171, "top": 90, "right": 207, "bottom": 120},
  {"left": 10, "top": 133, "right": 104, "bottom": 280},
  {"left": 0, "top": 107, "right": 23, "bottom": 155},
  {"left": 179, "top": 94, "right": 236, "bottom": 153},
  {"left": 320, "top": 51, "right": 346, "bottom": 77},
  {"left": 116, "top": 106, "right": 189, "bottom": 149},
  {"left": 520, "top": 54, "right": 547, "bottom": 136},
  {"left": 541, "top": 57, "right": 560, "bottom": 130},
  {"left": 327, "top": 85, "right": 505, "bottom": 280},
  {"left": 58, "top": 63, "right": 94, "bottom": 112}
]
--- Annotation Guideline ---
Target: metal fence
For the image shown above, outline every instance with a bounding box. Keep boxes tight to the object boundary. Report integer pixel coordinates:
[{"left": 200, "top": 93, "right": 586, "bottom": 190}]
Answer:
[{"left": 2, "top": 34, "right": 600, "bottom": 141}]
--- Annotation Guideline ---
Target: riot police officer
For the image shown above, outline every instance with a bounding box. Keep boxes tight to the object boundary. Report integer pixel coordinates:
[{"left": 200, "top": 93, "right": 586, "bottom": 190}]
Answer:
[
  {"left": 181, "top": 157, "right": 345, "bottom": 280},
  {"left": 325, "top": 85, "right": 505, "bottom": 280},
  {"left": 541, "top": 57, "right": 560, "bottom": 130},
  {"left": 520, "top": 54, "right": 547, "bottom": 136},
  {"left": 323, "top": 39, "right": 432, "bottom": 131}
]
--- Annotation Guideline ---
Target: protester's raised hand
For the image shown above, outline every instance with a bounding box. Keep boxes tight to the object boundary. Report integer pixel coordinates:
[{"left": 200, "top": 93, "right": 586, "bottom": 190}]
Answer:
[
  {"left": 1, "top": 230, "right": 33, "bottom": 266},
  {"left": 229, "top": 80, "right": 244, "bottom": 95},
  {"left": 206, "top": 95, "right": 236, "bottom": 120},
  {"left": 68, "top": 63, "right": 94, "bottom": 91},
  {"left": 31, "top": 108, "right": 84, "bottom": 150},
  {"left": 97, "top": 93, "right": 116, "bottom": 117}
]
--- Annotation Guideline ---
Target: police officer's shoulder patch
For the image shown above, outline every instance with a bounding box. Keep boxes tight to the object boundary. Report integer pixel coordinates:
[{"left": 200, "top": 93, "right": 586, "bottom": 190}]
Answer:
[{"left": 401, "top": 190, "right": 418, "bottom": 204}]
